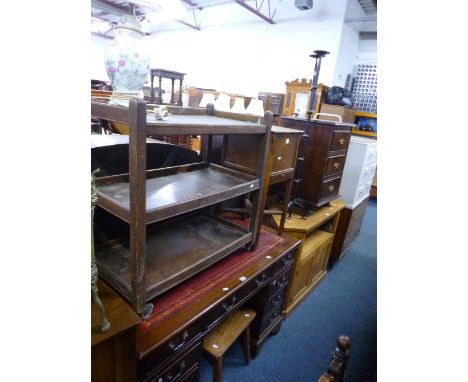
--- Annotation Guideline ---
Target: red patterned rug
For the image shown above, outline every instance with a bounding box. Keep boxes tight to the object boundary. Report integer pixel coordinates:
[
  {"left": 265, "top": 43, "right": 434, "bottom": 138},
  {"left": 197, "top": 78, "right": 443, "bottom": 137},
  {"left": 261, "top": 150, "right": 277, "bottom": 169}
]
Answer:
[{"left": 139, "top": 228, "right": 283, "bottom": 333}]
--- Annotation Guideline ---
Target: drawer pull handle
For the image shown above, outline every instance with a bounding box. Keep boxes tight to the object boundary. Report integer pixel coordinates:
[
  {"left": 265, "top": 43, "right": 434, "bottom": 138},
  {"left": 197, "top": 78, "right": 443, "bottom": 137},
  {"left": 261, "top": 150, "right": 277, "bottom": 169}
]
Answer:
[
  {"left": 268, "top": 311, "right": 280, "bottom": 324},
  {"left": 271, "top": 295, "right": 282, "bottom": 306},
  {"left": 222, "top": 295, "right": 238, "bottom": 312},
  {"left": 166, "top": 360, "right": 186, "bottom": 381},
  {"left": 167, "top": 330, "right": 189, "bottom": 352},
  {"left": 255, "top": 273, "right": 267, "bottom": 287},
  {"left": 334, "top": 162, "right": 340, "bottom": 169},
  {"left": 277, "top": 275, "right": 288, "bottom": 288},
  {"left": 339, "top": 138, "right": 345, "bottom": 145},
  {"left": 328, "top": 185, "right": 335, "bottom": 192}
]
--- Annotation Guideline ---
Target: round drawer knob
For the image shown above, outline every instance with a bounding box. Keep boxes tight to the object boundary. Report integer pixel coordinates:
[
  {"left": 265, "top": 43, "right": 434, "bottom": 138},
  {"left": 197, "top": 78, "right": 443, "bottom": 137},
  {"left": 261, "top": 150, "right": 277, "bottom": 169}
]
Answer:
[
  {"left": 334, "top": 162, "right": 340, "bottom": 169},
  {"left": 328, "top": 185, "right": 335, "bottom": 192}
]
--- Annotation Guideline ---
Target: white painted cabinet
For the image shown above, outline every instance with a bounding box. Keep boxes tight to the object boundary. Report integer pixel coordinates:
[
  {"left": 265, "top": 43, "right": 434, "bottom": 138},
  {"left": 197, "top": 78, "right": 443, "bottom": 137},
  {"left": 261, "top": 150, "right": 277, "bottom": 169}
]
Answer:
[{"left": 338, "top": 136, "right": 377, "bottom": 208}]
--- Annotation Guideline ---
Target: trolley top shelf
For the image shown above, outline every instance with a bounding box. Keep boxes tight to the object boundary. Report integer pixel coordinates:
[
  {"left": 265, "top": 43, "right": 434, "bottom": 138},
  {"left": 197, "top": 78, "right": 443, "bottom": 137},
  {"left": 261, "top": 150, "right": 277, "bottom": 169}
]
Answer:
[{"left": 91, "top": 100, "right": 268, "bottom": 135}]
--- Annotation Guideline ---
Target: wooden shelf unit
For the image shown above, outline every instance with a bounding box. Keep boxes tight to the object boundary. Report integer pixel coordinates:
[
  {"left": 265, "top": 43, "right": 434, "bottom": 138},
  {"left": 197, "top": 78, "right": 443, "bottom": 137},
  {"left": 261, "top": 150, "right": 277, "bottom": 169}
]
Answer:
[{"left": 92, "top": 99, "right": 273, "bottom": 315}]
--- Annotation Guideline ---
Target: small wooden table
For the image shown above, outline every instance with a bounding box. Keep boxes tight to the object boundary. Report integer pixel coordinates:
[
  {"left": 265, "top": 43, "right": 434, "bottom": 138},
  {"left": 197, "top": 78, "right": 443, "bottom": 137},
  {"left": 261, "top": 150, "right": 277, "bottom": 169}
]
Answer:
[
  {"left": 150, "top": 68, "right": 186, "bottom": 105},
  {"left": 92, "top": 280, "right": 141, "bottom": 382},
  {"left": 270, "top": 199, "right": 344, "bottom": 316}
]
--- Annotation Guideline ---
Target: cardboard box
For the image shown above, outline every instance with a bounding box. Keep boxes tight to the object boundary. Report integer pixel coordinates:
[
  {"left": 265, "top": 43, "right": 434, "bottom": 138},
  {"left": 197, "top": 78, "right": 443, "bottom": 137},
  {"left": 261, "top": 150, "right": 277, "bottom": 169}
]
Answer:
[{"left": 318, "top": 104, "right": 356, "bottom": 123}]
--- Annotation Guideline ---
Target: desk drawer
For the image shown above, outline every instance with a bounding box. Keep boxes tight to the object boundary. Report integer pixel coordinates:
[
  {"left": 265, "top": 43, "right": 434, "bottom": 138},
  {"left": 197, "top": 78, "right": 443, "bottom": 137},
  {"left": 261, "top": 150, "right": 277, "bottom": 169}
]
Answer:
[
  {"left": 205, "top": 267, "right": 273, "bottom": 331},
  {"left": 263, "top": 285, "right": 287, "bottom": 315},
  {"left": 147, "top": 342, "right": 202, "bottom": 382},
  {"left": 139, "top": 320, "right": 203, "bottom": 381},
  {"left": 325, "top": 154, "right": 346, "bottom": 176},
  {"left": 259, "top": 303, "right": 283, "bottom": 334},
  {"left": 268, "top": 266, "right": 292, "bottom": 296},
  {"left": 330, "top": 130, "right": 351, "bottom": 151},
  {"left": 273, "top": 248, "right": 295, "bottom": 275}
]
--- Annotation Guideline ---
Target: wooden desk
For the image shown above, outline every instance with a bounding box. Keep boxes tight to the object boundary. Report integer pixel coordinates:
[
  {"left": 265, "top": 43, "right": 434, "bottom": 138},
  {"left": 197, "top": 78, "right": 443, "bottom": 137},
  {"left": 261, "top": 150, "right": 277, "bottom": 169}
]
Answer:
[
  {"left": 92, "top": 280, "right": 141, "bottom": 382},
  {"left": 136, "top": 228, "right": 300, "bottom": 382},
  {"left": 271, "top": 199, "right": 344, "bottom": 316}
]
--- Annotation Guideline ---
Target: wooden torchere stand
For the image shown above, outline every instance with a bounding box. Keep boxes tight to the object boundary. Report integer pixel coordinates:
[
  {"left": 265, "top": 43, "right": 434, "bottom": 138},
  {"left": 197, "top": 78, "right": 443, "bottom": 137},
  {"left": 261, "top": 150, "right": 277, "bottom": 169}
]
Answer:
[
  {"left": 270, "top": 199, "right": 344, "bottom": 317},
  {"left": 91, "top": 99, "right": 273, "bottom": 316}
]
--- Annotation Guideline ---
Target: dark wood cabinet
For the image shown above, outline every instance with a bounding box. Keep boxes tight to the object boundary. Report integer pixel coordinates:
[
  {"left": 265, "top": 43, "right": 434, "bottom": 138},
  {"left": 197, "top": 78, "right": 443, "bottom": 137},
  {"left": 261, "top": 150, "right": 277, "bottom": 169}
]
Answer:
[
  {"left": 279, "top": 117, "right": 353, "bottom": 210},
  {"left": 222, "top": 126, "right": 302, "bottom": 232},
  {"left": 329, "top": 197, "right": 369, "bottom": 263}
]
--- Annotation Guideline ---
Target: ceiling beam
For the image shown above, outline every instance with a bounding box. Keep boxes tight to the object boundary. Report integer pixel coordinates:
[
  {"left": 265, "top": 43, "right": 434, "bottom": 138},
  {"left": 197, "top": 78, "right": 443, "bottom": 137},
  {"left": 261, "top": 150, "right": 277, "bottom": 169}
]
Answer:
[
  {"left": 92, "top": 31, "right": 113, "bottom": 39},
  {"left": 91, "top": 0, "right": 145, "bottom": 17},
  {"left": 235, "top": 0, "right": 275, "bottom": 24},
  {"left": 175, "top": 19, "right": 201, "bottom": 31}
]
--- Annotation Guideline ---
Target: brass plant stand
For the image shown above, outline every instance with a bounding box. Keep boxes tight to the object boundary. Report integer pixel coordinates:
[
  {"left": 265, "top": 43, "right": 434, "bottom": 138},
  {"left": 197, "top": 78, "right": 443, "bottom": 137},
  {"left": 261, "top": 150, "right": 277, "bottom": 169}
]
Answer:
[{"left": 91, "top": 169, "right": 111, "bottom": 333}]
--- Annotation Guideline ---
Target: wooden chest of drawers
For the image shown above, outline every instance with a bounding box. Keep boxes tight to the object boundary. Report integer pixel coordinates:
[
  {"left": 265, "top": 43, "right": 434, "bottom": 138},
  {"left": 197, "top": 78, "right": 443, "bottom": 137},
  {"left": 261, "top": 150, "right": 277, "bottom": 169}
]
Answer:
[
  {"left": 279, "top": 117, "right": 353, "bottom": 210},
  {"left": 329, "top": 197, "right": 369, "bottom": 263}
]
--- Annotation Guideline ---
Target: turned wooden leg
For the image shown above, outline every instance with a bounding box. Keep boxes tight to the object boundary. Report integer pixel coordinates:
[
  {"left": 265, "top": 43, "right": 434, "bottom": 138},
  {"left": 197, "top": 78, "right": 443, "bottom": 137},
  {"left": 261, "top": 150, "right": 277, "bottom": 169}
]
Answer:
[
  {"left": 242, "top": 326, "right": 251, "bottom": 365},
  {"left": 213, "top": 356, "right": 223, "bottom": 382}
]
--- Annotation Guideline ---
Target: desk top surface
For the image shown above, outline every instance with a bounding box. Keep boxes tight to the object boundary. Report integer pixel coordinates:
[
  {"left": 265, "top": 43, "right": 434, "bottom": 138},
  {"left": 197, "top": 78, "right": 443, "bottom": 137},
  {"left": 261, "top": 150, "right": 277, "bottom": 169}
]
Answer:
[{"left": 271, "top": 199, "right": 345, "bottom": 233}]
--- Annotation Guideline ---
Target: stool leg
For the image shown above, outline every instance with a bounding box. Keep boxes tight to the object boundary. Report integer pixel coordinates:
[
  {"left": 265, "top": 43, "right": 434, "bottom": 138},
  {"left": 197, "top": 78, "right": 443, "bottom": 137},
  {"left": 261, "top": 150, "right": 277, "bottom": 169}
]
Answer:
[
  {"left": 213, "top": 356, "right": 223, "bottom": 382},
  {"left": 242, "top": 326, "right": 252, "bottom": 365}
]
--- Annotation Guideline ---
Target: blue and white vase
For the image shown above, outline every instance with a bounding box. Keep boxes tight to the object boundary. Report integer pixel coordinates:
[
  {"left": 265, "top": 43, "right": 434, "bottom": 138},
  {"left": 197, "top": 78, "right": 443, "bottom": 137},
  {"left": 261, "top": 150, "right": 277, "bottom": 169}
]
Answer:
[{"left": 104, "top": 14, "right": 150, "bottom": 106}]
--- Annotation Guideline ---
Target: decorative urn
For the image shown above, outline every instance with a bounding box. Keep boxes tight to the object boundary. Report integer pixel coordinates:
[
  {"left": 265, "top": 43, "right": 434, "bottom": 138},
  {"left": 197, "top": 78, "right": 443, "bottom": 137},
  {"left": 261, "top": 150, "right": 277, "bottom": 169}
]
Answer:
[{"left": 104, "top": 14, "right": 150, "bottom": 106}]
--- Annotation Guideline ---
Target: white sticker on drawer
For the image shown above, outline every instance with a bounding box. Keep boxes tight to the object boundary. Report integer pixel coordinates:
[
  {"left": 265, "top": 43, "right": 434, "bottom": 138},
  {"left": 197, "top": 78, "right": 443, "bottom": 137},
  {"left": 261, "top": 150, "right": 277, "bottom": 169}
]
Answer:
[
  {"left": 277, "top": 156, "right": 282, "bottom": 161},
  {"left": 285, "top": 139, "right": 290, "bottom": 144},
  {"left": 239, "top": 276, "right": 247, "bottom": 282},
  {"left": 212, "top": 344, "right": 219, "bottom": 349}
]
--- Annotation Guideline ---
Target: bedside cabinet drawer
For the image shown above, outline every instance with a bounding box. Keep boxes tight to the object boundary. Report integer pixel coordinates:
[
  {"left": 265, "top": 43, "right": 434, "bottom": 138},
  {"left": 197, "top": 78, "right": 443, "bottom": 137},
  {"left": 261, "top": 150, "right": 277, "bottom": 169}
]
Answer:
[
  {"left": 320, "top": 176, "right": 341, "bottom": 199},
  {"left": 330, "top": 131, "right": 351, "bottom": 151},
  {"left": 271, "top": 133, "right": 301, "bottom": 173},
  {"left": 325, "top": 154, "right": 347, "bottom": 176}
]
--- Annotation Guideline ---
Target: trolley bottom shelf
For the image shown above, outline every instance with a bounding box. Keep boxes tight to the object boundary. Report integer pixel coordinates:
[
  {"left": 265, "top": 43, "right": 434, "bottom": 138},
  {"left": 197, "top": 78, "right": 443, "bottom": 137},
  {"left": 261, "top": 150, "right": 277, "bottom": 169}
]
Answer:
[{"left": 95, "top": 212, "right": 252, "bottom": 305}]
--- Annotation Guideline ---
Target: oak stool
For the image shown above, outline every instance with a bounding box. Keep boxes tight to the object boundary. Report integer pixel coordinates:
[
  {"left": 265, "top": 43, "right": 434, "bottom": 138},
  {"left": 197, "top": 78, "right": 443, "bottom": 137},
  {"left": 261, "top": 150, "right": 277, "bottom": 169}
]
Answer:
[{"left": 202, "top": 308, "right": 256, "bottom": 382}]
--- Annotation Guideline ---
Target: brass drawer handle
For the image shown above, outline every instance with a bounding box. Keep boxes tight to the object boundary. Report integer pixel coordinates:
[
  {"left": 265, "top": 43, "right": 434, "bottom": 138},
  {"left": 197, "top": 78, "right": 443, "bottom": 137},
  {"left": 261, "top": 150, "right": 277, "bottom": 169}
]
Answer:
[
  {"left": 339, "top": 138, "right": 345, "bottom": 145},
  {"left": 167, "top": 330, "right": 189, "bottom": 352},
  {"left": 255, "top": 273, "right": 267, "bottom": 287},
  {"left": 222, "top": 294, "right": 238, "bottom": 312},
  {"left": 271, "top": 295, "right": 282, "bottom": 306},
  {"left": 334, "top": 162, "right": 340, "bottom": 169},
  {"left": 166, "top": 360, "right": 186, "bottom": 381},
  {"left": 328, "top": 185, "right": 335, "bottom": 192}
]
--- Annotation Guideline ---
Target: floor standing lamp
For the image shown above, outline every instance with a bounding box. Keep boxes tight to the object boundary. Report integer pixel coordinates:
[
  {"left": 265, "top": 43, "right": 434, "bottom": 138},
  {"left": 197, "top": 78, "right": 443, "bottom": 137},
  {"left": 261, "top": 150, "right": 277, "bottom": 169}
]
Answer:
[{"left": 288, "top": 50, "right": 330, "bottom": 218}]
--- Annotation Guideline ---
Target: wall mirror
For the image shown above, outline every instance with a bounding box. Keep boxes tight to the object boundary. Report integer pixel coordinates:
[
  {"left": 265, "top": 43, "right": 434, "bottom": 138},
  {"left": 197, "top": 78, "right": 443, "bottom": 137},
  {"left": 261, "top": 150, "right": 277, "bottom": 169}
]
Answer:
[{"left": 282, "top": 79, "right": 329, "bottom": 118}]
